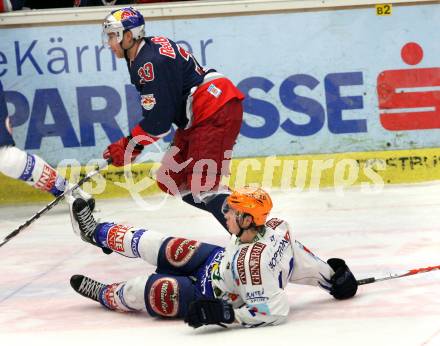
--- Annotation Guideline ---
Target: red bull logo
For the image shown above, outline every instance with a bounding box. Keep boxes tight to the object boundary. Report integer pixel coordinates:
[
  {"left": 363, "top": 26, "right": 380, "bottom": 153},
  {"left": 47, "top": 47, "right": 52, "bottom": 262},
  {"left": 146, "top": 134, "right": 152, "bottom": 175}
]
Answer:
[
  {"left": 141, "top": 94, "right": 156, "bottom": 111},
  {"left": 112, "top": 8, "right": 136, "bottom": 21},
  {"left": 121, "top": 9, "right": 136, "bottom": 20}
]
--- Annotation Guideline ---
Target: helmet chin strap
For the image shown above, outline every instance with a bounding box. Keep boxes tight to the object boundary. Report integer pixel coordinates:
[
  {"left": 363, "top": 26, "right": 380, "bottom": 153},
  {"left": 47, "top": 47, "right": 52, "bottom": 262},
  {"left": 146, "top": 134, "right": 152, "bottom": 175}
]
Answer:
[
  {"left": 121, "top": 34, "right": 137, "bottom": 63},
  {"left": 236, "top": 214, "right": 251, "bottom": 238}
]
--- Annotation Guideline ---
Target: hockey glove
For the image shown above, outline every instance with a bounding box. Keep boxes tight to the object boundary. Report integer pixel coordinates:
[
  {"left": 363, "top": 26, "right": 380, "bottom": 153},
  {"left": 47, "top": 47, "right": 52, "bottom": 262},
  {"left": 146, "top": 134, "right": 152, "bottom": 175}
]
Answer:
[
  {"left": 327, "top": 258, "right": 358, "bottom": 300},
  {"left": 103, "top": 135, "right": 144, "bottom": 167},
  {"left": 184, "top": 298, "right": 235, "bottom": 328}
]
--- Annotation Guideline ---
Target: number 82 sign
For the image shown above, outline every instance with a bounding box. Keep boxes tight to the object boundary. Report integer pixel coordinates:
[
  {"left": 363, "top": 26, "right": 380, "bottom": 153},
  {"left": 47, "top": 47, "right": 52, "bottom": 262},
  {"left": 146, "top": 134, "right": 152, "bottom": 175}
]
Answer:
[{"left": 376, "top": 4, "right": 392, "bottom": 16}]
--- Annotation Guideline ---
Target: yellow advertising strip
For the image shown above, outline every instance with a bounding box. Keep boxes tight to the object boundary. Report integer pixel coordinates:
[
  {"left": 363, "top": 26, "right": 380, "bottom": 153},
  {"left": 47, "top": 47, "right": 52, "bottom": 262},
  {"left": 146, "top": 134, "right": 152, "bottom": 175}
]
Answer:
[{"left": 1, "top": 147, "right": 440, "bottom": 204}]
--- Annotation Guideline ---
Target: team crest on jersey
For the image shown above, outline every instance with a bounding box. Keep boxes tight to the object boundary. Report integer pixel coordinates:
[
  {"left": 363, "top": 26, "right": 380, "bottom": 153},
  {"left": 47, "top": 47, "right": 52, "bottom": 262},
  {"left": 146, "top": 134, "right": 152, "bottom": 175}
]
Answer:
[
  {"left": 207, "top": 84, "right": 222, "bottom": 98},
  {"left": 138, "top": 62, "right": 154, "bottom": 84},
  {"left": 149, "top": 277, "right": 179, "bottom": 317},
  {"left": 141, "top": 94, "right": 156, "bottom": 110},
  {"left": 165, "top": 238, "right": 200, "bottom": 267}
]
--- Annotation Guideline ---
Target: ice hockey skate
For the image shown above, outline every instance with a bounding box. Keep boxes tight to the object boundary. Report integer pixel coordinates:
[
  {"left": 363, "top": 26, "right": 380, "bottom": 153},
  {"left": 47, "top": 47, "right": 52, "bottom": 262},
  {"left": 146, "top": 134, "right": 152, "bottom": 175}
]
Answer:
[
  {"left": 70, "top": 197, "right": 98, "bottom": 246},
  {"left": 67, "top": 184, "right": 96, "bottom": 212},
  {"left": 70, "top": 275, "right": 106, "bottom": 303}
]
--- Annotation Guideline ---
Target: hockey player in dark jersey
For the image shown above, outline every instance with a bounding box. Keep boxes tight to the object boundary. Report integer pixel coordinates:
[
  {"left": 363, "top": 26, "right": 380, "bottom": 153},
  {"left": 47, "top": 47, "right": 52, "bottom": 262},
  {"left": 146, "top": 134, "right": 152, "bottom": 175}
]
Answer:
[
  {"left": 0, "top": 81, "right": 94, "bottom": 206},
  {"left": 101, "top": 7, "right": 244, "bottom": 230}
]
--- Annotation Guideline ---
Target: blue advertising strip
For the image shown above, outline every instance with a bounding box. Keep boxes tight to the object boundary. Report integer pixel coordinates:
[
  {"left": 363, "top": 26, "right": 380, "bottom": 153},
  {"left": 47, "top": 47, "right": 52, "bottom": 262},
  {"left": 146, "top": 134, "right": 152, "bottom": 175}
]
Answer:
[{"left": 0, "top": 4, "right": 440, "bottom": 166}]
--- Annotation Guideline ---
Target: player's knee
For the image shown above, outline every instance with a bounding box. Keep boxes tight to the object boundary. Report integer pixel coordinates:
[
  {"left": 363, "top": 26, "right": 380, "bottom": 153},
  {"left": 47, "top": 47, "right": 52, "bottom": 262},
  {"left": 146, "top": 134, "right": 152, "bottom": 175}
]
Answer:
[
  {"left": 145, "top": 274, "right": 196, "bottom": 318},
  {"left": 158, "top": 237, "right": 202, "bottom": 272}
]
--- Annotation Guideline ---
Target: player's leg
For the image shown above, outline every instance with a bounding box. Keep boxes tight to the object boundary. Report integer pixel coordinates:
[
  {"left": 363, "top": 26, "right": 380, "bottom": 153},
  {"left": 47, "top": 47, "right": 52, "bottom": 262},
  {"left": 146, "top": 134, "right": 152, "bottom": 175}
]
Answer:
[
  {"left": 0, "top": 145, "right": 67, "bottom": 196},
  {"left": 183, "top": 98, "right": 243, "bottom": 230},
  {"left": 69, "top": 196, "right": 223, "bottom": 278},
  {"left": 69, "top": 197, "right": 164, "bottom": 261},
  {"left": 155, "top": 129, "right": 190, "bottom": 197},
  {"left": 156, "top": 130, "right": 211, "bottom": 213},
  {"left": 0, "top": 145, "right": 94, "bottom": 206},
  {"left": 70, "top": 273, "right": 199, "bottom": 318},
  {"left": 155, "top": 237, "right": 223, "bottom": 276}
]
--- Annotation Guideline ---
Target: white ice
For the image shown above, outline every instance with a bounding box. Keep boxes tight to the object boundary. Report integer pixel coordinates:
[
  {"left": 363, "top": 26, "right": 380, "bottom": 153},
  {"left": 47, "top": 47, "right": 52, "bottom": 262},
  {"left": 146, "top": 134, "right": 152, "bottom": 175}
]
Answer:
[{"left": 0, "top": 183, "right": 439, "bottom": 346}]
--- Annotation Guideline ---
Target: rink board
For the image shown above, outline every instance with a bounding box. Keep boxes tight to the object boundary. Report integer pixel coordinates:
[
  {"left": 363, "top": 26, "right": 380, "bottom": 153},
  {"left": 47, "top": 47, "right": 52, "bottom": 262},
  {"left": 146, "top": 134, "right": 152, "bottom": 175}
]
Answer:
[
  {"left": 1, "top": 147, "right": 440, "bottom": 204},
  {"left": 1, "top": 3, "right": 440, "bottom": 166}
]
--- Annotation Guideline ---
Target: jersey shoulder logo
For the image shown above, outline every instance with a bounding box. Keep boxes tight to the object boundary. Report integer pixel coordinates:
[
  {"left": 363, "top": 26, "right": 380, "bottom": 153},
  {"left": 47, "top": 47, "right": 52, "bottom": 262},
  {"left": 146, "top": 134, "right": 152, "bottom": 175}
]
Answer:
[
  {"left": 141, "top": 94, "right": 156, "bottom": 110},
  {"left": 266, "top": 218, "right": 284, "bottom": 230}
]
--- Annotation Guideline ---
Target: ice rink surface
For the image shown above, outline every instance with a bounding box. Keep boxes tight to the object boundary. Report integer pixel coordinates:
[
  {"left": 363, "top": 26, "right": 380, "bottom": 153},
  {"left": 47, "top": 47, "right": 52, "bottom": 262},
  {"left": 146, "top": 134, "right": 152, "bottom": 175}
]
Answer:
[{"left": 0, "top": 183, "right": 439, "bottom": 346}]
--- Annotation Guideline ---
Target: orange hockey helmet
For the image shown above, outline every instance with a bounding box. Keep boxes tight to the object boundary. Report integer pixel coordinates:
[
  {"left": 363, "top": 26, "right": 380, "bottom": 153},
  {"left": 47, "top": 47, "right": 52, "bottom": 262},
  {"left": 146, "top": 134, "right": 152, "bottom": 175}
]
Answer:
[{"left": 225, "top": 187, "right": 273, "bottom": 226}]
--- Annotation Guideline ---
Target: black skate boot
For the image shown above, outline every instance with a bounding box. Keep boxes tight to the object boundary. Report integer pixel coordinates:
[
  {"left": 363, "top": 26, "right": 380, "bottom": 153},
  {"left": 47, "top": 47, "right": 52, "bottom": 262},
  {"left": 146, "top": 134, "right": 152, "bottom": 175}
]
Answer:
[
  {"left": 86, "top": 198, "right": 96, "bottom": 213},
  {"left": 72, "top": 198, "right": 98, "bottom": 245},
  {"left": 72, "top": 198, "right": 113, "bottom": 254},
  {"left": 70, "top": 275, "right": 106, "bottom": 303}
]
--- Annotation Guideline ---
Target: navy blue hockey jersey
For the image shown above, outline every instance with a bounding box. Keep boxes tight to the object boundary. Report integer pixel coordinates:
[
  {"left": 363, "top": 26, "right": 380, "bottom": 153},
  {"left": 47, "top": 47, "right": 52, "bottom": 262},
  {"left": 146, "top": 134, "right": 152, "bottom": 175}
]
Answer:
[{"left": 128, "top": 36, "right": 244, "bottom": 139}]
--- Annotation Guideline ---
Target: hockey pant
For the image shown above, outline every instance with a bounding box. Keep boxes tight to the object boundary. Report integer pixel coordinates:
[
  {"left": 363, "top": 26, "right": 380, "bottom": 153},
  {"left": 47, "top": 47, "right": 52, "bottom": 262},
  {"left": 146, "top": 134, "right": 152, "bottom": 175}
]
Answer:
[
  {"left": 93, "top": 223, "right": 224, "bottom": 318},
  {"left": 155, "top": 98, "right": 243, "bottom": 231}
]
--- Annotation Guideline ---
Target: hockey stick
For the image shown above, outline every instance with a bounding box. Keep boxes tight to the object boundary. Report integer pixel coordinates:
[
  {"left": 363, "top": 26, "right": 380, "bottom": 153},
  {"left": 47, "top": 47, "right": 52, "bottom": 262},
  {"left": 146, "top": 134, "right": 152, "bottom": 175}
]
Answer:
[
  {"left": 357, "top": 265, "right": 440, "bottom": 285},
  {"left": 0, "top": 159, "right": 111, "bottom": 248}
]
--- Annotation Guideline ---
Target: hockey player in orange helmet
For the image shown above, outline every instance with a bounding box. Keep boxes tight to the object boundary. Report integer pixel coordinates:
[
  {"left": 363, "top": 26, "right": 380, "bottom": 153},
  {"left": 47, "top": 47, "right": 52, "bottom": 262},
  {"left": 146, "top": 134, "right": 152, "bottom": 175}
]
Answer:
[
  {"left": 69, "top": 185, "right": 358, "bottom": 328},
  {"left": 221, "top": 186, "right": 273, "bottom": 239},
  {"left": 226, "top": 186, "right": 273, "bottom": 225}
]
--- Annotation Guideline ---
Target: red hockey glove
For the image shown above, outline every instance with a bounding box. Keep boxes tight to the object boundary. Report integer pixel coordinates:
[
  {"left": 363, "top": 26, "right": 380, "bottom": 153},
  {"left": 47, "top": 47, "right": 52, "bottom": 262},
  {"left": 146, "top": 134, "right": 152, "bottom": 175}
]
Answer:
[{"left": 103, "top": 135, "right": 144, "bottom": 167}]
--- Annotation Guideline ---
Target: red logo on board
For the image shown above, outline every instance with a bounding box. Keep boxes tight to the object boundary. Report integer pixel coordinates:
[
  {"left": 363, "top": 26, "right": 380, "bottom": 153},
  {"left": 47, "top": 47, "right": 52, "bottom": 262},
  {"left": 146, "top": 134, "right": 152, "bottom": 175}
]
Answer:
[{"left": 377, "top": 42, "right": 440, "bottom": 131}]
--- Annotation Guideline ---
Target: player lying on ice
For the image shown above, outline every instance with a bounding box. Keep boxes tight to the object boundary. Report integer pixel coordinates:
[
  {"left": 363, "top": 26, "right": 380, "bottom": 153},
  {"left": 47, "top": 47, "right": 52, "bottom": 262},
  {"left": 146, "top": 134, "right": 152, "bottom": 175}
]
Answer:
[{"left": 68, "top": 187, "right": 358, "bottom": 328}]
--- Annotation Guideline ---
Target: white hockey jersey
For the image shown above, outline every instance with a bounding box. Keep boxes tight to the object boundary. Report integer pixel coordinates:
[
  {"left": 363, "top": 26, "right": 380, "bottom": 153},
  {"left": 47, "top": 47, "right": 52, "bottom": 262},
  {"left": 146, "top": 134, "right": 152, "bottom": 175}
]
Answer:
[{"left": 211, "top": 217, "right": 334, "bottom": 327}]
